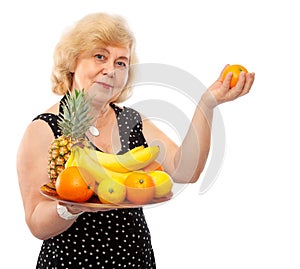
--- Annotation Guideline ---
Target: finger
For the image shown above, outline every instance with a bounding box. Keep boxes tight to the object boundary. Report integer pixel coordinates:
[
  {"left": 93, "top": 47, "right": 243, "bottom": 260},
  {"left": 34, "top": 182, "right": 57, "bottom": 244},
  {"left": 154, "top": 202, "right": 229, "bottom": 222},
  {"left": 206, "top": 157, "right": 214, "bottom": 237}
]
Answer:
[
  {"left": 239, "top": 72, "right": 255, "bottom": 97},
  {"left": 83, "top": 206, "right": 113, "bottom": 212},
  {"left": 230, "top": 71, "right": 246, "bottom": 96},
  {"left": 217, "top": 64, "right": 230, "bottom": 81},
  {"left": 236, "top": 71, "right": 247, "bottom": 89},
  {"left": 222, "top": 71, "right": 233, "bottom": 90},
  {"left": 97, "top": 208, "right": 114, "bottom": 212}
]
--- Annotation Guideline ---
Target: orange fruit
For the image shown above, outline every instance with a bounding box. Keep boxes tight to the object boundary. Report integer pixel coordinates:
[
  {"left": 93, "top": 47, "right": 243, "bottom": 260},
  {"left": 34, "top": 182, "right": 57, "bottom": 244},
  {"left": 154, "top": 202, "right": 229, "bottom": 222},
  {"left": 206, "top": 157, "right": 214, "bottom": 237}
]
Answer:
[
  {"left": 124, "top": 171, "right": 155, "bottom": 205},
  {"left": 56, "top": 166, "right": 96, "bottom": 202},
  {"left": 222, "top": 64, "right": 248, "bottom": 88}
]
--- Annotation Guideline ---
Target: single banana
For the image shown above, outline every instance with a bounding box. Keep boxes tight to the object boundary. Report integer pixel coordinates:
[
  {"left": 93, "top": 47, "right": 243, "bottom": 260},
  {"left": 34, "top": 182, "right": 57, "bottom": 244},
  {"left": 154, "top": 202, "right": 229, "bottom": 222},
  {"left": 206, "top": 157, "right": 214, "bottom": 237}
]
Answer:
[{"left": 84, "top": 145, "right": 160, "bottom": 173}]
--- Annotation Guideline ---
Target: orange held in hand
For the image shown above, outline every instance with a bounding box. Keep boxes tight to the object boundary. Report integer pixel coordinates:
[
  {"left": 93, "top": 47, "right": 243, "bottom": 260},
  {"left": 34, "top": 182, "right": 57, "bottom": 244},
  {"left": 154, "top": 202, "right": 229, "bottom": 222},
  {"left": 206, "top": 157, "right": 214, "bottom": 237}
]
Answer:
[
  {"left": 124, "top": 171, "right": 155, "bottom": 205},
  {"left": 222, "top": 64, "right": 248, "bottom": 88},
  {"left": 56, "top": 166, "right": 96, "bottom": 202}
]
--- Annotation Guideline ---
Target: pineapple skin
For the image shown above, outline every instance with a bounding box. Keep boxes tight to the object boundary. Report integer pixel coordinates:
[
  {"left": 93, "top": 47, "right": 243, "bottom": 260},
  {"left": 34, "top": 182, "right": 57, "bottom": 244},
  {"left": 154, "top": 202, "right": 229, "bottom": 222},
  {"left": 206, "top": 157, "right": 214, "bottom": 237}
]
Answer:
[
  {"left": 48, "top": 136, "right": 72, "bottom": 183},
  {"left": 47, "top": 89, "right": 94, "bottom": 183}
]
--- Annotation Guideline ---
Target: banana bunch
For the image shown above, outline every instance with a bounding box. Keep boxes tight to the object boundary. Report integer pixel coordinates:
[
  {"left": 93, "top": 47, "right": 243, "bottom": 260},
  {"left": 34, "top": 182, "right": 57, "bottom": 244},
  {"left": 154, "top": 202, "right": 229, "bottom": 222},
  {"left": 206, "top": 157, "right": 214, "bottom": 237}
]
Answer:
[
  {"left": 65, "top": 145, "right": 160, "bottom": 184},
  {"left": 84, "top": 145, "right": 160, "bottom": 173}
]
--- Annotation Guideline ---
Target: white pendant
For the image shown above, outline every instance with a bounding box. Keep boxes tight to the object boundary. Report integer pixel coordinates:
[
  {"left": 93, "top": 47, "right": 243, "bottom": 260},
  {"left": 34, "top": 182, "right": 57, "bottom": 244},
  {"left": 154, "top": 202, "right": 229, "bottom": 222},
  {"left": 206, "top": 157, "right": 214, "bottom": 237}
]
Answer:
[{"left": 89, "top": 126, "right": 100, "bottom": 137}]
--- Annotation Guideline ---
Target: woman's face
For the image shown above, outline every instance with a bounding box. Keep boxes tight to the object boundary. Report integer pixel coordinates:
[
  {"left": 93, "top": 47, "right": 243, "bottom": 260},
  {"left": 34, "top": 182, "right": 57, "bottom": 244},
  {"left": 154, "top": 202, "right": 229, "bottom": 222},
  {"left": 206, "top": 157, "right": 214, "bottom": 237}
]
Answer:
[{"left": 72, "top": 45, "right": 130, "bottom": 106}]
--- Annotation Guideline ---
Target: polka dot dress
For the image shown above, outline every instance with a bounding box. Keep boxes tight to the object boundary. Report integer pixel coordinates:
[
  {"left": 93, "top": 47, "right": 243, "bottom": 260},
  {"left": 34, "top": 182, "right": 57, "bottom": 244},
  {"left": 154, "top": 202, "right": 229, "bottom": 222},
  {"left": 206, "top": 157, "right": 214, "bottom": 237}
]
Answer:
[{"left": 33, "top": 97, "right": 155, "bottom": 268}]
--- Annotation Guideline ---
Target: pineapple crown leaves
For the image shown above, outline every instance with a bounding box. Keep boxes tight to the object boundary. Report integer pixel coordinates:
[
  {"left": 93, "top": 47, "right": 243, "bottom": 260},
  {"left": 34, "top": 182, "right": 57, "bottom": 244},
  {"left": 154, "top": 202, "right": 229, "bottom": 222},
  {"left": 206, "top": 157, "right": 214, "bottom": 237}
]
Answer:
[{"left": 58, "top": 88, "right": 95, "bottom": 139}]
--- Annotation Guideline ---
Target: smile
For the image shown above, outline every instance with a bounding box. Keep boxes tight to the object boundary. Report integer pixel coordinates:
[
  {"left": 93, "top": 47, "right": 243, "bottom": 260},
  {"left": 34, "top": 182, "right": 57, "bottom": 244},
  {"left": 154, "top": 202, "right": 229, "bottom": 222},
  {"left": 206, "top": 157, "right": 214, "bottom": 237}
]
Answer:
[{"left": 96, "top": 81, "right": 113, "bottom": 90}]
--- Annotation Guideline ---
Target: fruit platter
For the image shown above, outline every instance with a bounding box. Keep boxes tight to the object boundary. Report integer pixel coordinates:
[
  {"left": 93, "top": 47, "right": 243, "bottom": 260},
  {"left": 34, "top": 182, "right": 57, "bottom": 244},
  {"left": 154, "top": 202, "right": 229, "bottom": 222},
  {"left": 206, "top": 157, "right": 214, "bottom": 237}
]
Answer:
[
  {"left": 40, "top": 188, "right": 173, "bottom": 209},
  {"left": 40, "top": 145, "right": 174, "bottom": 208},
  {"left": 40, "top": 89, "right": 174, "bottom": 208},
  {"left": 41, "top": 145, "right": 174, "bottom": 208}
]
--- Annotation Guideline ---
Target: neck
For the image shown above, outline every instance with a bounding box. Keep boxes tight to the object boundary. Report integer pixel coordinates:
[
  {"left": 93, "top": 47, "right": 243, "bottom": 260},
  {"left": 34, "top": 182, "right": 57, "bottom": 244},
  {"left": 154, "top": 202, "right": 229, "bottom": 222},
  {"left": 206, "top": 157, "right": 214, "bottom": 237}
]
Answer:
[
  {"left": 90, "top": 100, "right": 111, "bottom": 122},
  {"left": 87, "top": 103, "right": 115, "bottom": 138}
]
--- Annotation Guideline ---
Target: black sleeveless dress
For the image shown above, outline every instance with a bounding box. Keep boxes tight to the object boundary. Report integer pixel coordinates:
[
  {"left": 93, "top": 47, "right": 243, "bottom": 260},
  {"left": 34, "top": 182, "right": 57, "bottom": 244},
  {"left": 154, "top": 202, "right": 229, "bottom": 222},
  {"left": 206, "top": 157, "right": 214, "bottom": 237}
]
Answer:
[{"left": 33, "top": 97, "right": 156, "bottom": 269}]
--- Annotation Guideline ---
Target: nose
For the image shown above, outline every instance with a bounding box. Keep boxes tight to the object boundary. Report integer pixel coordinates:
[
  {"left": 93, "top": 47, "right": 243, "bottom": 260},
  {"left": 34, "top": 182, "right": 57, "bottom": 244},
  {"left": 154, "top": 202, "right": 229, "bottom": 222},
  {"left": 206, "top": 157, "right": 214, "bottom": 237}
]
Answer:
[{"left": 101, "top": 62, "right": 115, "bottom": 77}]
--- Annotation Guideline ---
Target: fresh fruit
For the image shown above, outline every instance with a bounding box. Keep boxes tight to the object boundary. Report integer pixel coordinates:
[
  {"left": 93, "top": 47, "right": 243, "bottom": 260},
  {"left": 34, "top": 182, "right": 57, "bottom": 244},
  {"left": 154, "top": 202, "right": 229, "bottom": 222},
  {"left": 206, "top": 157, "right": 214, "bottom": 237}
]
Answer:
[
  {"left": 97, "top": 178, "right": 126, "bottom": 204},
  {"left": 48, "top": 89, "right": 94, "bottom": 183},
  {"left": 66, "top": 145, "right": 135, "bottom": 184},
  {"left": 142, "top": 160, "right": 164, "bottom": 172},
  {"left": 67, "top": 145, "right": 159, "bottom": 187},
  {"left": 148, "top": 170, "right": 173, "bottom": 198},
  {"left": 55, "top": 166, "right": 96, "bottom": 202},
  {"left": 84, "top": 145, "right": 160, "bottom": 173},
  {"left": 222, "top": 64, "right": 248, "bottom": 88},
  {"left": 65, "top": 145, "right": 111, "bottom": 183},
  {"left": 40, "top": 182, "right": 57, "bottom": 196},
  {"left": 124, "top": 171, "right": 155, "bottom": 205},
  {"left": 106, "top": 169, "right": 131, "bottom": 185}
]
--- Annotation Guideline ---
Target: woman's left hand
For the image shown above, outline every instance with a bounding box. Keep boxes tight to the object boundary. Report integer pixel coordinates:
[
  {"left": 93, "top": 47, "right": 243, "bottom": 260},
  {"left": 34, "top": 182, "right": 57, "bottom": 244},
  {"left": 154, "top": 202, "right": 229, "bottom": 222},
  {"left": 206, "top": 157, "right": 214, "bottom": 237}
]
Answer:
[{"left": 201, "top": 65, "right": 255, "bottom": 109}]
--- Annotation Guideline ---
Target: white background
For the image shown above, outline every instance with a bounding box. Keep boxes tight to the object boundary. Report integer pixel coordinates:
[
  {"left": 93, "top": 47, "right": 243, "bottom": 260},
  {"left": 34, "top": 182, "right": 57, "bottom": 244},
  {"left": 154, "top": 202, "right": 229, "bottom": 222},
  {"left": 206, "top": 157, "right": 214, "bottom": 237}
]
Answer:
[{"left": 1, "top": 0, "right": 300, "bottom": 268}]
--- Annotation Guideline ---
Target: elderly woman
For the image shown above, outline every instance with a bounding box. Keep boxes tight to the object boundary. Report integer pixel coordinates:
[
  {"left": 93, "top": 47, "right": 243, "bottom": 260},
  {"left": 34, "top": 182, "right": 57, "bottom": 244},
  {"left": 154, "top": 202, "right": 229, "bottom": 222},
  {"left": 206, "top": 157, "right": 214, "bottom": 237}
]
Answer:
[{"left": 17, "top": 13, "right": 254, "bottom": 268}]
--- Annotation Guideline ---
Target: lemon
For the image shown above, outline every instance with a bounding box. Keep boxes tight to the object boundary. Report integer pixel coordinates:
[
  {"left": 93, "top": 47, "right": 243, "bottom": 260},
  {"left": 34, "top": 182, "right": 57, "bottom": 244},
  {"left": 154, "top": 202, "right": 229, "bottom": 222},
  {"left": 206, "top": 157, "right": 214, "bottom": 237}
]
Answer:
[
  {"left": 97, "top": 178, "right": 126, "bottom": 205},
  {"left": 148, "top": 171, "right": 173, "bottom": 198}
]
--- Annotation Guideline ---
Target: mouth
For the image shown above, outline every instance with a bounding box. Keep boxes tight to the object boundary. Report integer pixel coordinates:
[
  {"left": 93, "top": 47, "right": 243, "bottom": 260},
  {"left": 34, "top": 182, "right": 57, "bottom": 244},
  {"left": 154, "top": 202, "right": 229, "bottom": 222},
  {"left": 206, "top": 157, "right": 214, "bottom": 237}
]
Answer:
[{"left": 96, "top": 81, "right": 113, "bottom": 90}]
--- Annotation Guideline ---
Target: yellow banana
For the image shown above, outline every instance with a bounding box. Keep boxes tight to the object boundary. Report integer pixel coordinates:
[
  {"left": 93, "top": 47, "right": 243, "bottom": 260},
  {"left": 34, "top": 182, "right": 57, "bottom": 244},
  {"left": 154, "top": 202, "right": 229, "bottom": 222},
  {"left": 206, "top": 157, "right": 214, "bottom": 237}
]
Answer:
[
  {"left": 84, "top": 145, "right": 160, "bottom": 173},
  {"left": 80, "top": 153, "right": 131, "bottom": 185},
  {"left": 78, "top": 147, "right": 112, "bottom": 183},
  {"left": 65, "top": 145, "right": 160, "bottom": 185},
  {"left": 65, "top": 146, "right": 110, "bottom": 183},
  {"left": 65, "top": 148, "right": 75, "bottom": 167},
  {"left": 77, "top": 146, "right": 132, "bottom": 184},
  {"left": 103, "top": 169, "right": 131, "bottom": 185}
]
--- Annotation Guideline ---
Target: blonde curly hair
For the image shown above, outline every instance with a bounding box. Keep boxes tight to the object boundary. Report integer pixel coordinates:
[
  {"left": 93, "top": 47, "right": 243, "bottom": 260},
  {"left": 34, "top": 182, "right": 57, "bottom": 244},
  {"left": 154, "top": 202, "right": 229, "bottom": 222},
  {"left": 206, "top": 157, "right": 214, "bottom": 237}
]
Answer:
[{"left": 51, "top": 13, "right": 138, "bottom": 103}]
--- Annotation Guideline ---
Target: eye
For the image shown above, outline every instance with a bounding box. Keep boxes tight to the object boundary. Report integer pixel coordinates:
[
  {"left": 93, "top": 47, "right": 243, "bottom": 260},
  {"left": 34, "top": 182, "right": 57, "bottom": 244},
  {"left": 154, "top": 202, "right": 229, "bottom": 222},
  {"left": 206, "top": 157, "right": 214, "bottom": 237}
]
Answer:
[
  {"left": 95, "top": 54, "right": 105, "bottom": 61},
  {"left": 116, "top": 61, "right": 127, "bottom": 69}
]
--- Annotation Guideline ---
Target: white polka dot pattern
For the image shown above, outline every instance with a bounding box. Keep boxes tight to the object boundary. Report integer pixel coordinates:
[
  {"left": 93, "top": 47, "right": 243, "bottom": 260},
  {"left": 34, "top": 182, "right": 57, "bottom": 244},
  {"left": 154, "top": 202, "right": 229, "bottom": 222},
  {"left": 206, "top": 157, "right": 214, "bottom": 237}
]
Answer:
[
  {"left": 37, "top": 209, "right": 155, "bottom": 268},
  {"left": 33, "top": 99, "right": 155, "bottom": 268}
]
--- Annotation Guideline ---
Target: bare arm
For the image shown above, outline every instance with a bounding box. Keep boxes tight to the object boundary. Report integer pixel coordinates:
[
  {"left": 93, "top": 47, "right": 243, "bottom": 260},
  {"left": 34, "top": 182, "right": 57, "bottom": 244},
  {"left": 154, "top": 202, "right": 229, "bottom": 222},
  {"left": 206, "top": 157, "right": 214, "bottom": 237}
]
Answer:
[
  {"left": 143, "top": 67, "right": 255, "bottom": 184},
  {"left": 142, "top": 98, "right": 212, "bottom": 183},
  {"left": 17, "top": 120, "right": 77, "bottom": 240}
]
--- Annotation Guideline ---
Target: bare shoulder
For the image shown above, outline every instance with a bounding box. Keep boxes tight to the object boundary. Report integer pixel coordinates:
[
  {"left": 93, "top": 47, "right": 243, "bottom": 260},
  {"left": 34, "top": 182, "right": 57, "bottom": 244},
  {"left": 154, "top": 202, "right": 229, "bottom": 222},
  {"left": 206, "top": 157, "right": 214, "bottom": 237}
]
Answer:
[
  {"left": 20, "top": 100, "right": 60, "bottom": 153},
  {"left": 18, "top": 120, "right": 54, "bottom": 159},
  {"left": 16, "top": 118, "right": 54, "bottom": 188}
]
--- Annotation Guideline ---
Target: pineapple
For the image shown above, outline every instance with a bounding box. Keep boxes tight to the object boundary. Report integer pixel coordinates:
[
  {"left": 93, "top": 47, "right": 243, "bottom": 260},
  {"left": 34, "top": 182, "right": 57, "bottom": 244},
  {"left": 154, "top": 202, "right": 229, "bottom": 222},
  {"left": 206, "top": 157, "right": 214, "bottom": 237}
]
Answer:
[{"left": 47, "top": 89, "right": 94, "bottom": 184}]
